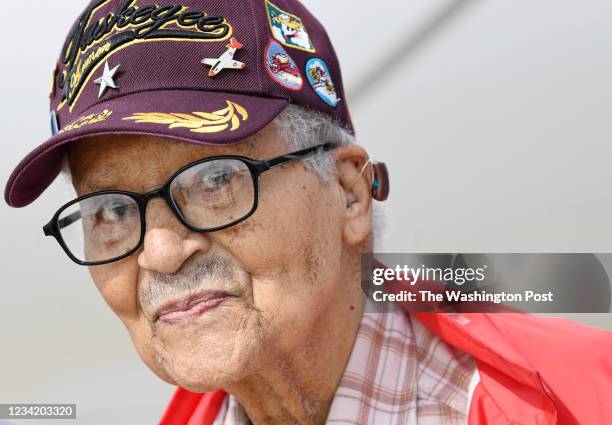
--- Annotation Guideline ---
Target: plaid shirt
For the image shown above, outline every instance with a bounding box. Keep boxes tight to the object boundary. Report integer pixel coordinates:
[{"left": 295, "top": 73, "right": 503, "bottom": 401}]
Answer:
[{"left": 214, "top": 301, "right": 476, "bottom": 425}]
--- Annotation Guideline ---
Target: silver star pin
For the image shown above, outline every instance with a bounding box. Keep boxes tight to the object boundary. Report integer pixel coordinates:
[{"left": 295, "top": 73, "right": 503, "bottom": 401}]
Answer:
[{"left": 94, "top": 61, "right": 120, "bottom": 98}]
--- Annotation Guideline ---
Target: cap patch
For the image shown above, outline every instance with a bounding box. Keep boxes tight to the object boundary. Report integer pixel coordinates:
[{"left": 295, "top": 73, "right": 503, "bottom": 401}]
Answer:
[
  {"left": 265, "top": 0, "right": 315, "bottom": 53},
  {"left": 122, "top": 100, "right": 249, "bottom": 133},
  {"left": 305, "top": 58, "right": 340, "bottom": 108},
  {"left": 265, "top": 40, "right": 303, "bottom": 90},
  {"left": 58, "top": 0, "right": 234, "bottom": 112}
]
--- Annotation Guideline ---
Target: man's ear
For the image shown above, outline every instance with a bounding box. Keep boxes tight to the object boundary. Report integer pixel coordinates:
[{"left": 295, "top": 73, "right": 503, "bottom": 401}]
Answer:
[{"left": 333, "top": 144, "right": 373, "bottom": 246}]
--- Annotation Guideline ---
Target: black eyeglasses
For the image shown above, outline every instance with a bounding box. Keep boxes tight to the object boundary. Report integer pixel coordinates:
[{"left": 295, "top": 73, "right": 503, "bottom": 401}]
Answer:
[{"left": 43, "top": 142, "right": 339, "bottom": 266}]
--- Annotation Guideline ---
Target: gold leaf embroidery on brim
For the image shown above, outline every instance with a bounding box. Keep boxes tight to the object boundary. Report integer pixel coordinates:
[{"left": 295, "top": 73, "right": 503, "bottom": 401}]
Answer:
[
  {"left": 58, "top": 109, "right": 113, "bottom": 134},
  {"left": 122, "top": 101, "right": 249, "bottom": 133}
]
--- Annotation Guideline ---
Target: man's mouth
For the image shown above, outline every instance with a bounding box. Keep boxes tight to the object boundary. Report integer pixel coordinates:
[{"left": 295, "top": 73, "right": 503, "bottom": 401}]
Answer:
[{"left": 154, "top": 292, "right": 233, "bottom": 325}]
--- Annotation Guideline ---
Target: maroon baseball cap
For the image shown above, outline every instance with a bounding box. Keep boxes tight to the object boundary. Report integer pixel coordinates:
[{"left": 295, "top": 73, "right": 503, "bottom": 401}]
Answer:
[{"left": 5, "top": 0, "right": 353, "bottom": 208}]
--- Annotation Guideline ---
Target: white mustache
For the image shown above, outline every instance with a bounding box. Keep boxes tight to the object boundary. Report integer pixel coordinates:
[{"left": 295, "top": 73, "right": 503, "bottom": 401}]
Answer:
[{"left": 142, "top": 255, "right": 236, "bottom": 309}]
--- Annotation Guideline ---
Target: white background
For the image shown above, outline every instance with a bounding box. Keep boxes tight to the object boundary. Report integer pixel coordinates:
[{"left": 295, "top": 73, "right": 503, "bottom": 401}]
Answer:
[{"left": 1, "top": 1, "right": 611, "bottom": 424}]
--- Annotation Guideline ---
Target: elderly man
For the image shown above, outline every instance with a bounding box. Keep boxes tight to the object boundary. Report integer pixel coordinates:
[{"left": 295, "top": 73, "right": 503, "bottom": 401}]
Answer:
[{"left": 5, "top": 1, "right": 611, "bottom": 424}]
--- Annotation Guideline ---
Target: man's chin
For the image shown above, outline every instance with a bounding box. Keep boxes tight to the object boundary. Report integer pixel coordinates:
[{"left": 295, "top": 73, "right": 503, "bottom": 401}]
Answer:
[
  {"left": 160, "top": 353, "right": 254, "bottom": 393},
  {"left": 150, "top": 331, "right": 263, "bottom": 392}
]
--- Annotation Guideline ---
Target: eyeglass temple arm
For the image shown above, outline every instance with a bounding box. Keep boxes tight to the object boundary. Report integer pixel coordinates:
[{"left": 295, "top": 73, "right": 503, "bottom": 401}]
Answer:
[
  {"left": 44, "top": 210, "right": 83, "bottom": 236},
  {"left": 58, "top": 211, "right": 83, "bottom": 229},
  {"left": 265, "top": 142, "right": 339, "bottom": 170}
]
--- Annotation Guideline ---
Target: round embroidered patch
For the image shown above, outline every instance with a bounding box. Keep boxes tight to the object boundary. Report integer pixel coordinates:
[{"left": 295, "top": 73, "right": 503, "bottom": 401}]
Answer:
[
  {"left": 305, "top": 58, "right": 340, "bottom": 108},
  {"left": 265, "top": 39, "right": 304, "bottom": 91}
]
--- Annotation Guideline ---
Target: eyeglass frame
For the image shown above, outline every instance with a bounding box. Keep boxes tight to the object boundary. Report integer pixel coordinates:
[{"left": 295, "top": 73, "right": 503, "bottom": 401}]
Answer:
[{"left": 43, "top": 141, "right": 340, "bottom": 266}]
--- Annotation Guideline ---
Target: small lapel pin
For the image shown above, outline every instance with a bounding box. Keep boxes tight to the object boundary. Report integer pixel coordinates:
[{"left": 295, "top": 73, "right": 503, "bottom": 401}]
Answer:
[
  {"left": 94, "top": 61, "right": 120, "bottom": 98},
  {"left": 202, "top": 37, "right": 246, "bottom": 77}
]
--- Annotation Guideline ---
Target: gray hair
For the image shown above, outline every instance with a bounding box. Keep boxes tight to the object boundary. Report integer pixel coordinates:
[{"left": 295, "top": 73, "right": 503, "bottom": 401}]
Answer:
[
  {"left": 61, "top": 104, "right": 385, "bottom": 250},
  {"left": 275, "top": 104, "right": 385, "bottom": 250}
]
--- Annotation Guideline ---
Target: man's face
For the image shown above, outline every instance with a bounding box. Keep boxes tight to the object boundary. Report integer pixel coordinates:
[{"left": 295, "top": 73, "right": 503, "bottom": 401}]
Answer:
[{"left": 68, "top": 124, "right": 369, "bottom": 392}]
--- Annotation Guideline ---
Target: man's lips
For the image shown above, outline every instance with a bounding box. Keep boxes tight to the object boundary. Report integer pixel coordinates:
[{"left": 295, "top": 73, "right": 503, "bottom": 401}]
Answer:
[{"left": 154, "top": 292, "right": 232, "bottom": 324}]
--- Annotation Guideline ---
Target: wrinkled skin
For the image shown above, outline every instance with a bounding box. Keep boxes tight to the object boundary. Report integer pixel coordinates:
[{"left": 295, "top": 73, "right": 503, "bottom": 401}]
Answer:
[{"left": 69, "top": 122, "right": 373, "bottom": 424}]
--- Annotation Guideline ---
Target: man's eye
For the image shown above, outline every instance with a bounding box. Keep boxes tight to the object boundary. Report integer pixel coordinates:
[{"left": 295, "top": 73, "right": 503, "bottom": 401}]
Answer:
[
  {"left": 96, "top": 202, "right": 133, "bottom": 223},
  {"left": 199, "top": 170, "right": 235, "bottom": 191}
]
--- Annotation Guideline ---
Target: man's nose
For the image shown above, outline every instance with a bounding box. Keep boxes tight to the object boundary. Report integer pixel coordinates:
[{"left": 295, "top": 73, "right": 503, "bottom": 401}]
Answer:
[{"left": 137, "top": 199, "right": 211, "bottom": 274}]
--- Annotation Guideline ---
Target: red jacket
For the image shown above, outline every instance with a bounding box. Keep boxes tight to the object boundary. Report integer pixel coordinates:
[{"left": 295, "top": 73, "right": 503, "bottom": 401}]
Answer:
[{"left": 159, "top": 312, "right": 611, "bottom": 424}]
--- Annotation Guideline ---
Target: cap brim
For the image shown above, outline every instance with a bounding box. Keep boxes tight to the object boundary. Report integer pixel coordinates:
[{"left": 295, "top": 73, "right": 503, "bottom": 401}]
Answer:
[{"left": 5, "top": 90, "right": 288, "bottom": 208}]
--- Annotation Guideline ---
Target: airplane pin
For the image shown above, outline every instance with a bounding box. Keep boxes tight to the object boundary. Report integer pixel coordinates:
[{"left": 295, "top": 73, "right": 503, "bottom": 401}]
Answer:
[{"left": 202, "top": 37, "right": 246, "bottom": 77}]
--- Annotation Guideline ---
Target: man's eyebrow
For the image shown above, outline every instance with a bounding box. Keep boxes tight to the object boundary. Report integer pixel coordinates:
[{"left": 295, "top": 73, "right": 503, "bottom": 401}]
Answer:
[{"left": 75, "top": 164, "right": 122, "bottom": 193}]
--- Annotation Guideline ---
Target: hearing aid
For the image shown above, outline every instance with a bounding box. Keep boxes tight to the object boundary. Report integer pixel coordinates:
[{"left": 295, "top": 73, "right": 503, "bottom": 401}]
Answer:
[{"left": 358, "top": 159, "right": 390, "bottom": 202}]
